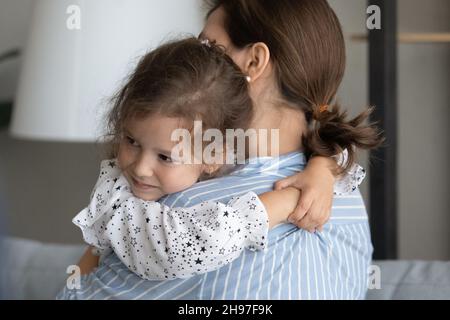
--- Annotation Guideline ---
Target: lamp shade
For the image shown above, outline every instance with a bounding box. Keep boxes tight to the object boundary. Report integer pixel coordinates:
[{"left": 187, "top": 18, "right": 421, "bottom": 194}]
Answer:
[{"left": 10, "top": 0, "right": 203, "bottom": 142}]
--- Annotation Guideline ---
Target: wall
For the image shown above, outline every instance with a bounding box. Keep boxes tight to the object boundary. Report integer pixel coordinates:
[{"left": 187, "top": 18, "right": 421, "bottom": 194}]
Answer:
[
  {"left": 396, "top": 0, "right": 450, "bottom": 259},
  {"left": 0, "top": 0, "right": 103, "bottom": 243},
  {"left": 329, "top": 0, "right": 450, "bottom": 259}
]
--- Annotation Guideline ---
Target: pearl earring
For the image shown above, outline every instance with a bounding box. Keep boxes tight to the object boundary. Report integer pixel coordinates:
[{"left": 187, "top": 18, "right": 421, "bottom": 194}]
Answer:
[{"left": 246, "top": 76, "right": 251, "bottom": 83}]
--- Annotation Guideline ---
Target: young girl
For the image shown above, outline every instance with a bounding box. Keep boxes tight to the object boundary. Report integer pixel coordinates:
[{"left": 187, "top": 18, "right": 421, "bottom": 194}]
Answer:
[
  {"left": 73, "top": 38, "right": 371, "bottom": 281},
  {"left": 73, "top": 38, "right": 300, "bottom": 280}
]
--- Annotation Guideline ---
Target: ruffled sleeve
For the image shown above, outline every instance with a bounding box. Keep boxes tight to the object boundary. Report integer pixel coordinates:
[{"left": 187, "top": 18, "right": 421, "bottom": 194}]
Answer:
[{"left": 333, "top": 149, "right": 366, "bottom": 195}]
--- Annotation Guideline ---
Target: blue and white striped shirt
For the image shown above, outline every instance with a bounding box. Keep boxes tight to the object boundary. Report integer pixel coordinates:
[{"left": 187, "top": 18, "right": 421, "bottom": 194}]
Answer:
[{"left": 58, "top": 152, "right": 373, "bottom": 300}]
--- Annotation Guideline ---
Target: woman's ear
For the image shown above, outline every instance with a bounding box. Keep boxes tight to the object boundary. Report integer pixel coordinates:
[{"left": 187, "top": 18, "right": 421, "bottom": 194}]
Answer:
[{"left": 242, "top": 42, "right": 271, "bottom": 82}]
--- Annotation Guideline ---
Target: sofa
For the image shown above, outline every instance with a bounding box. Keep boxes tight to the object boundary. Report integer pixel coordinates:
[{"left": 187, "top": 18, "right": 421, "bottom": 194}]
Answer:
[{"left": 1, "top": 236, "right": 449, "bottom": 300}]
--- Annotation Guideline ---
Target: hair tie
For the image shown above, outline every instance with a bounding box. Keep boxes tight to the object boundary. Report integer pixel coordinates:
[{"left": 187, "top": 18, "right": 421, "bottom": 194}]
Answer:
[
  {"left": 312, "top": 104, "right": 329, "bottom": 121},
  {"left": 319, "top": 104, "right": 329, "bottom": 113}
]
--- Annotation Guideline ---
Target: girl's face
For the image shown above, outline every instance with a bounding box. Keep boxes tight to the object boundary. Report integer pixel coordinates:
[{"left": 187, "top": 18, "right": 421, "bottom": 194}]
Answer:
[{"left": 117, "top": 114, "right": 204, "bottom": 201}]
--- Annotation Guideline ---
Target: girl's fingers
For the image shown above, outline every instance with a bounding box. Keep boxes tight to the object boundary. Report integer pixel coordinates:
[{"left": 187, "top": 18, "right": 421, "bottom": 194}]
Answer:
[
  {"left": 286, "top": 190, "right": 333, "bottom": 232},
  {"left": 289, "top": 193, "right": 313, "bottom": 222},
  {"left": 274, "top": 175, "right": 299, "bottom": 191},
  {"left": 297, "top": 200, "right": 326, "bottom": 232},
  {"left": 297, "top": 214, "right": 315, "bottom": 231},
  {"left": 311, "top": 198, "right": 332, "bottom": 227}
]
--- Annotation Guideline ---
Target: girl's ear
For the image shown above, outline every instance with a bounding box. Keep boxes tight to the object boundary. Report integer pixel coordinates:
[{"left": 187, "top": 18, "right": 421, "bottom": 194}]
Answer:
[{"left": 242, "top": 42, "right": 271, "bottom": 82}]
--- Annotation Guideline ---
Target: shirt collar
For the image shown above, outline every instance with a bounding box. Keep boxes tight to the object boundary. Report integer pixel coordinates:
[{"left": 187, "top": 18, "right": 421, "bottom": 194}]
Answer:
[{"left": 229, "top": 151, "right": 307, "bottom": 176}]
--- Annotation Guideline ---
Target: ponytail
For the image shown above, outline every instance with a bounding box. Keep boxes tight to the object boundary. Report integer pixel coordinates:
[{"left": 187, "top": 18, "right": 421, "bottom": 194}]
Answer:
[{"left": 303, "top": 104, "right": 384, "bottom": 173}]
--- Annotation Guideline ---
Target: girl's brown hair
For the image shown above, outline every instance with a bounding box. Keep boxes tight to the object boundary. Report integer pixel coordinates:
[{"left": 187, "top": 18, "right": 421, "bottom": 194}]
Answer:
[
  {"left": 105, "top": 37, "right": 253, "bottom": 158},
  {"left": 206, "top": 0, "right": 384, "bottom": 172}
]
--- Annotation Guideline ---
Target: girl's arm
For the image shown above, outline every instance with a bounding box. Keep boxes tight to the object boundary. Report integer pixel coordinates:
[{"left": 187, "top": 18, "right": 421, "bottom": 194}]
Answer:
[
  {"left": 74, "top": 191, "right": 299, "bottom": 277},
  {"left": 74, "top": 160, "right": 299, "bottom": 280},
  {"left": 74, "top": 160, "right": 269, "bottom": 280},
  {"left": 260, "top": 187, "right": 300, "bottom": 228},
  {"left": 275, "top": 153, "right": 366, "bottom": 232},
  {"left": 75, "top": 186, "right": 269, "bottom": 280}
]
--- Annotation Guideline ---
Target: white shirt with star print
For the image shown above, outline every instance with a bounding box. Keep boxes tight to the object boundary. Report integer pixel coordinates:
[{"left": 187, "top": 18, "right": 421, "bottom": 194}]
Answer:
[{"left": 73, "top": 159, "right": 269, "bottom": 280}]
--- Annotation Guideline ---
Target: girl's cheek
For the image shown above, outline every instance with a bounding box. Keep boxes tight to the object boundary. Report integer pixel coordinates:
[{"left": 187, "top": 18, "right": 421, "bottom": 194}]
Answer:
[
  {"left": 158, "top": 170, "right": 179, "bottom": 193},
  {"left": 160, "top": 167, "right": 199, "bottom": 194},
  {"left": 117, "top": 143, "right": 133, "bottom": 170}
]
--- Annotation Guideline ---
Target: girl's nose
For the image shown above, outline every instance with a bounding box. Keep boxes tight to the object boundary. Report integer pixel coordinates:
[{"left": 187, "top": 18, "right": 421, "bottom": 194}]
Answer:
[{"left": 132, "top": 154, "right": 154, "bottom": 179}]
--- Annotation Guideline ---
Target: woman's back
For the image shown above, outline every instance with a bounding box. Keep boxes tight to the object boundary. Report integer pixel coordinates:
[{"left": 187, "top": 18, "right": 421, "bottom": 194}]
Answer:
[{"left": 58, "top": 152, "right": 372, "bottom": 300}]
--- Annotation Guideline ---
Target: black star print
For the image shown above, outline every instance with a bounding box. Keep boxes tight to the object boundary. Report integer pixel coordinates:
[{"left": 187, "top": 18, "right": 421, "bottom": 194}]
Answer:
[
  {"left": 223, "top": 211, "right": 229, "bottom": 217},
  {"left": 200, "top": 247, "right": 206, "bottom": 253},
  {"left": 108, "top": 161, "right": 115, "bottom": 168},
  {"left": 113, "top": 178, "right": 118, "bottom": 183},
  {"left": 146, "top": 218, "right": 150, "bottom": 223},
  {"left": 195, "top": 235, "right": 201, "bottom": 241},
  {"left": 116, "top": 186, "right": 121, "bottom": 191},
  {"left": 112, "top": 204, "right": 118, "bottom": 210},
  {"left": 186, "top": 242, "right": 192, "bottom": 247},
  {"left": 195, "top": 258, "right": 202, "bottom": 265}
]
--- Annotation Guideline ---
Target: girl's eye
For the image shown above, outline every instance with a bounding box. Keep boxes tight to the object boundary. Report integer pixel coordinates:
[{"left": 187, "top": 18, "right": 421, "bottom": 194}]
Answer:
[
  {"left": 125, "top": 136, "right": 139, "bottom": 147},
  {"left": 158, "top": 154, "right": 173, "bottom": 163}
]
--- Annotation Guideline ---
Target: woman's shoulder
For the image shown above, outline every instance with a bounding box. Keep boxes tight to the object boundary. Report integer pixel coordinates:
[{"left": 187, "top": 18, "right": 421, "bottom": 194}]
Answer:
[{"left": 160, "top": 152, "right": 307, "bottom": 206}]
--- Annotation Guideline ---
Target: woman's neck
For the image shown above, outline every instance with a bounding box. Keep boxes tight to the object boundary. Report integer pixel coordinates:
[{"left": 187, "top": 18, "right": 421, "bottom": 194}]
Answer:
[
  {"left": 249, "top": 100, "right": 307, "bottom": 157},
  {"left": 247, "top": 67, "right": 307, "bottom": 158}
]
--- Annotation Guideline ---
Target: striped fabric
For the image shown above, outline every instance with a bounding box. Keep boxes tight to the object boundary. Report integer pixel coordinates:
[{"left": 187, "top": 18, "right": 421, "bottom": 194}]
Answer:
[{"left": 57, "top": 152, "right": 373, "bottom": 300}]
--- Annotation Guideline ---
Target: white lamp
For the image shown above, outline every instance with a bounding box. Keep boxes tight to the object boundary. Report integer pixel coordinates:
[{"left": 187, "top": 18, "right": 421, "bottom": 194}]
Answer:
[{"left": 10, "top": 0, "right": 203, "bottom": 142}]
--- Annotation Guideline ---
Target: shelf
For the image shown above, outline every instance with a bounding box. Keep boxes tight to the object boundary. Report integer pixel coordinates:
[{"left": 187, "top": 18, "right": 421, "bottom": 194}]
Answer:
[
  {"left": 0, "top": 101, "right": 13, "bottom": 128},
  {"left": 351, "top": 32, "right": 450, "bottom": 43}
]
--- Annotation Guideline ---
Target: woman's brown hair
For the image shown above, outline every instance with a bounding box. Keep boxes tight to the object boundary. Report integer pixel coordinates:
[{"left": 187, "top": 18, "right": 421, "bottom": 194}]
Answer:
[
  {"left": 206, "top": 0, "right": 384, "bottom": 172},
  {"left": 104, "top": 37, "right": 253, "bottom": 159}
]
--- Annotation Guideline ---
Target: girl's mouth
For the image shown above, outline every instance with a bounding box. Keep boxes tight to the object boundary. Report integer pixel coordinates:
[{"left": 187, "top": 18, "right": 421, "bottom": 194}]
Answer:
[{"left": 131, "top": 177, "right": 155, "bottom": 190}]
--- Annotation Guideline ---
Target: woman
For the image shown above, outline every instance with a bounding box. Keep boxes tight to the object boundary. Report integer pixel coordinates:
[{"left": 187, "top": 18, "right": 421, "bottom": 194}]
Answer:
[{"left": 59, "top": 0, "right": 382, "bottom": 299}]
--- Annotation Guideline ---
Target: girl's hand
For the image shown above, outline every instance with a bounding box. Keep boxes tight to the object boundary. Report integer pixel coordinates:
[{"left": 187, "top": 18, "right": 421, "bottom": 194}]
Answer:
[
  {"left": 77, "top": 246, "right": 100, "bottom": 275},
  {"left": 274, "top": 156, "right": 336, "bottom": 233}
]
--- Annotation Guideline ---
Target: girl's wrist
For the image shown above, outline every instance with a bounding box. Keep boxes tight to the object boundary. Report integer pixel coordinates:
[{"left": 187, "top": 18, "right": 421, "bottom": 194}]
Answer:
[
  {"left": 259, "top": 187, "right": 300, "bottom": 228},
  {"left": 307, "top": 156, "right": 338, "bottom": 180}
]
